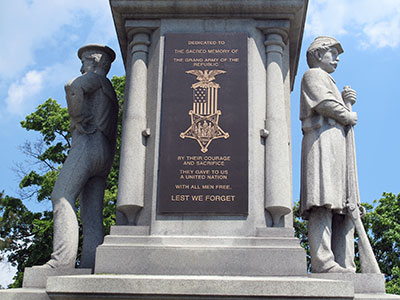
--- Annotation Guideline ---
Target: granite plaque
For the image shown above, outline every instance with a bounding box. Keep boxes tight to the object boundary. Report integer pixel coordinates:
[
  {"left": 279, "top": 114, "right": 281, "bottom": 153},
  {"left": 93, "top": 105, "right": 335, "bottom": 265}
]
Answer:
[{"left": 158, "top": 33, "right": 248, "bottom": 214}]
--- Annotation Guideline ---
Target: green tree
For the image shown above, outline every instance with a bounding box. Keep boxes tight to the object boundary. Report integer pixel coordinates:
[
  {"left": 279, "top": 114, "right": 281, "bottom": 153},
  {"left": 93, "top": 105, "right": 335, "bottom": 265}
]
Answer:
[
  {"left": 293, "top": 200, "right": 310, "bottom": 271},
  {"left": 363, "top": 192, "right": 400, "bottom": 294},
  {"left": 0, "top": 75, "right": 125, "bottom": 288},
  {"left": 18, "top": 98, "right": 71, "bottom": 202},
  {"left": 0, "top": 193, "right": 53, "bottom": 287}
]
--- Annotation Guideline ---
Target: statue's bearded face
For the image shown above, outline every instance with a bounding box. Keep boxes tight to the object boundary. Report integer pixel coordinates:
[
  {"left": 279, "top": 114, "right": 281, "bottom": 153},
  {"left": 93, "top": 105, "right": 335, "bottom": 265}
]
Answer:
[{"left": 317, "top": 47, "right": 339, "bottom": 74}]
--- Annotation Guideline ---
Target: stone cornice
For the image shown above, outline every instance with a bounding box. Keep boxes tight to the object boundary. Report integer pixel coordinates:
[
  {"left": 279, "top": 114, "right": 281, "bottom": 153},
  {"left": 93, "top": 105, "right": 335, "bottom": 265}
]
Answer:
[
  {"left": 110, "top": 0, "right": 306, "bottom": 17},
  {"left": 109, "top": 0, "right": 308, "bottom": 90}
]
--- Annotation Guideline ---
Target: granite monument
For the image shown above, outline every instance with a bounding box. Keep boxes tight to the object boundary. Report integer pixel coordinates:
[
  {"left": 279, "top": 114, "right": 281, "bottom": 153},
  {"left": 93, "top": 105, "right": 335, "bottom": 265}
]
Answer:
[{"left": 2, "top": 2, "right": 399, "bottom": 300}]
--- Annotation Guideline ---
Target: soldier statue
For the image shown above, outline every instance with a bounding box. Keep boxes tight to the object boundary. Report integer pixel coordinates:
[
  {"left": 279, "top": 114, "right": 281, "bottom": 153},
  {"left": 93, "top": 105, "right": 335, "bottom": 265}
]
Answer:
[
  {"left": 300, "top": 36, "right": 358, "bottom": 273},
  {"left": 43, "top": 44, "right": 118, "bottom": 269}
]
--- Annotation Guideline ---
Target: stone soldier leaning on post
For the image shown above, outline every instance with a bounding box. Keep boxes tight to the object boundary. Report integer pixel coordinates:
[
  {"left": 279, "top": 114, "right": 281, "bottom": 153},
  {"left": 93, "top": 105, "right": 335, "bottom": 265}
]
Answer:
[
  {"left": 299, "top": 36, "right": 358, "bottom": 273},
  {"left": 41, "top": 44, "right": 118, "bottom": 269}
]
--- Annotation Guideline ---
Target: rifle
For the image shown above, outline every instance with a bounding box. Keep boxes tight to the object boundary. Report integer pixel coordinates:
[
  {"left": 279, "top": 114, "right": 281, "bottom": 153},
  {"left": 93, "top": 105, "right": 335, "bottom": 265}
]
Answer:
[{"left": 343, "top": 86, "right": 381, "bottom": 274}]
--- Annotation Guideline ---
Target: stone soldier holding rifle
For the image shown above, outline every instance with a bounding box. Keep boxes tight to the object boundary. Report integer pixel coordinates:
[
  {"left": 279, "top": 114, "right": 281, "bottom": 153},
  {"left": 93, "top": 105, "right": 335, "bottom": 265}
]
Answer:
[{"left": 299, "top": 36, "right": 358, "bottom": 273}]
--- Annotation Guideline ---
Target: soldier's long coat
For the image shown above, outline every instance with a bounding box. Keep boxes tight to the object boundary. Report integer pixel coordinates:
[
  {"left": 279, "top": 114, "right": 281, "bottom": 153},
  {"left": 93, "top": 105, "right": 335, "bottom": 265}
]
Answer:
[{"left": 299, "top": 68, "right": 350, "bottom": 219}]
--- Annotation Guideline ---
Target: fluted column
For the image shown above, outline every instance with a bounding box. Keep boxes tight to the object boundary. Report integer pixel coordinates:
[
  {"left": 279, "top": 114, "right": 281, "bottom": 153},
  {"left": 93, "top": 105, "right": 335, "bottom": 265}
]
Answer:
[
  {"left": 116, "top": 29, "right": 151, "bottom": 225},
  {"left": 263, "top": 28, "right": 291, "bottom": 227}
]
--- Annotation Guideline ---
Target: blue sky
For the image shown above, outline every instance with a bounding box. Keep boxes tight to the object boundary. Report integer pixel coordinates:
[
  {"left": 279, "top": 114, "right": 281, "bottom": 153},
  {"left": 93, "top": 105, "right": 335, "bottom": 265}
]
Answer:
[{"left": 1, "top": 0, "right": 400, "bottom": 287}]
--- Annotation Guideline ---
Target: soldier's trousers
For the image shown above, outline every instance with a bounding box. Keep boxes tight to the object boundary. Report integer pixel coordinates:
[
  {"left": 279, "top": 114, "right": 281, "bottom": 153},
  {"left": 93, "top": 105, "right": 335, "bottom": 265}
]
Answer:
[{"left": 308, "top": 206, "right": 356, "bottom": 273}]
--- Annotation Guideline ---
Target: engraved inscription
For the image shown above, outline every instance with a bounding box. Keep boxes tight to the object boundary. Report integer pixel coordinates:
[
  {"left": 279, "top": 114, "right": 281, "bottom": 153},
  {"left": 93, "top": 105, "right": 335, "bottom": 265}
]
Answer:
[{"left": 158, "top": 33, "right": 248, "bottom": 215}]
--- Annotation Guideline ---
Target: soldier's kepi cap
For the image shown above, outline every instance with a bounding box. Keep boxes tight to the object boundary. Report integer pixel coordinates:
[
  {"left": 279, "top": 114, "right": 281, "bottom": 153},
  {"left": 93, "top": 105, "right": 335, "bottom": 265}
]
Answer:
[
  {"left": 77, "top": 44, "right": 116, "bottom": 62},
  {"left": 307, "top": 36, "right": 344, "bottom": 54}
]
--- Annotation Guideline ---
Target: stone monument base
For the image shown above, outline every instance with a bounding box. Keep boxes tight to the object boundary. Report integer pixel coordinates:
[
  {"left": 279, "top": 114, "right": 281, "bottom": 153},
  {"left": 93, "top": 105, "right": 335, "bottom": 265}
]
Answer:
[
  {"left": 2, "top": 247, "right": 400, "bottom": 300},
  {"left": 310, "top": 273, "right": 386, "bottom": 294},
  {"left": 94, "top": 226, "right": 307, "bottom": 276},
  {"left": 41, "top": 273, "right": 400, "bottom": 300},
  {"left": 0, "top": 287, "right": 50, "bottom": 300},
  {"left": 0, "top": 266, "right": 91, "bottom": 300},
  {"left": 310, "top": 273, "right": 400, "bottom": 300},
  {"left": 2, "top": 229, "right": 399, "bottom": 300},
  {"left": 46, "top": 274, "right": 354, "bottom": 300},
  {"left": 23, "top": 266, "right": 92, "bottom": 289},
  {"left": 3, "top": 272, "right": 400, "bottom": 300}
]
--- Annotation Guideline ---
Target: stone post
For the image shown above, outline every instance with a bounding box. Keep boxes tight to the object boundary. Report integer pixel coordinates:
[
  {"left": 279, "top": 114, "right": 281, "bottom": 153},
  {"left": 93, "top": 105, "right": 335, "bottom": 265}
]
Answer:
[
  {"left": 263, "top": 27, "right": 292, "bottom": 226},
  {"left": 116, "top": 29, "right": 151, "bottom": 225}
]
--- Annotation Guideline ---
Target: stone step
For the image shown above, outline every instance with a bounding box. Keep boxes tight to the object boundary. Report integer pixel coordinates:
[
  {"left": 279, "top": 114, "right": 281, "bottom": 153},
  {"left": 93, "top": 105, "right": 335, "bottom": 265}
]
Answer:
[
  {"left": 46, "top": 274, "right": 354, "bottom": 300},
  {"left": 103, "top": 235, "right": 301, "bottom": 247}
]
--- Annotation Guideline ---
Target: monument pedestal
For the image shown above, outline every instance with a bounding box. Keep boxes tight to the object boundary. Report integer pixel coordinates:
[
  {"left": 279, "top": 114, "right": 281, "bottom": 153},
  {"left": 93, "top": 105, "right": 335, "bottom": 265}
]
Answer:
[
  {"left": 310, "top": 273, "right": 387, "bottom": 294},
  {"left": 0, "top": 267, "right": 91, "bottom": 300},
  {"left": 45, "top": 274, "right": 354, "bottom": 300},
  {"left": 94, "top": 226, "right": 306, "bottom": 276},
  {"left": 310, "top": 274, "right": 400, "bottom": 300}
]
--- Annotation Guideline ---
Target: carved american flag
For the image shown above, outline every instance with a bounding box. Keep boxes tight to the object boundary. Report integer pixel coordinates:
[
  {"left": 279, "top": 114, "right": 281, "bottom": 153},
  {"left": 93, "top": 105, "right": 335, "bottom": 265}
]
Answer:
[{"left": 193, "top": 86, "right": 219, "bottom": 115}]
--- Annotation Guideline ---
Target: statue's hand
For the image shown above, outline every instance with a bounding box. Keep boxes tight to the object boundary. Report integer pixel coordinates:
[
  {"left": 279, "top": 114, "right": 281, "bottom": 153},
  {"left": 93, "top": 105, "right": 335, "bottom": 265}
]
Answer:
[
  {"left": 359, "top": 204, "right": 367, "bottom": 218},
  {"left": 347, "top": 111, "right": 358, "bottom": 126},
  {"left": 342, "top": 87, "right": 357, "bottom": 105}
]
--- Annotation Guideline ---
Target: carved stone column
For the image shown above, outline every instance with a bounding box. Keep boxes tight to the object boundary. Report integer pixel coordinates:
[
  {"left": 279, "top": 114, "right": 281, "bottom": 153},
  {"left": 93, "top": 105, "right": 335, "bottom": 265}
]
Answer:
[
  {"left": 263, "top": 27, "right": 292, "bottom": 226},
  {"left": 116, "top": 29, "right": 151, "bottom": 225}
]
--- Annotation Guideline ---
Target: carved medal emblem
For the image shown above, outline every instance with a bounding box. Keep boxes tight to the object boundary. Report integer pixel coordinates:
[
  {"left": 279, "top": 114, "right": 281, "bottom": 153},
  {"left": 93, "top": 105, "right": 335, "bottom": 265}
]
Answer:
[{"left": 180, "top": 69, "right": 229, "bottom": 153}]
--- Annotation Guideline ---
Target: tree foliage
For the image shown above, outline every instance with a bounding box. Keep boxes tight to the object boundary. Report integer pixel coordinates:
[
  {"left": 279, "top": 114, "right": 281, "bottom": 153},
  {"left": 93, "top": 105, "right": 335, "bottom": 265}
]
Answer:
[
  {"left": 0, "top": 193, "right": 53, "bottom": 287},
  {"left": 16, "top": 99, "right": 70, "bottom": 202},
  {"left": 364, "top": 192, "right": 400, "bottom": 294},
  {"left": 0, "top": 75, "right": 125, "bottom": 288},
  {"left": 293, "top": 200, "right": 310, "bottom": 271}
]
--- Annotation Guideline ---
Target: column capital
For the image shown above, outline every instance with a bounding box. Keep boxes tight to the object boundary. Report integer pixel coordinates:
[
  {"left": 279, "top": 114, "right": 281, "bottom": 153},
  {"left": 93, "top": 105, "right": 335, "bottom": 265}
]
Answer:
[
  {"left": 127, "top": 29, "right": 151, "bottom": 55},
  {"left": 257, "top": 19, "right": 290, "bottom": 40},
  {"left": 127, "top": 28, "right": 153, "bottom": 41},
  {"left": 263, "top": 28, "right": 289, "bottom": 55},
  {"left": 263, "top": 28, "right": 289, "bottom": 43},
  {"left": 257, "top": 20, "right": 290, "bottom": 55}
]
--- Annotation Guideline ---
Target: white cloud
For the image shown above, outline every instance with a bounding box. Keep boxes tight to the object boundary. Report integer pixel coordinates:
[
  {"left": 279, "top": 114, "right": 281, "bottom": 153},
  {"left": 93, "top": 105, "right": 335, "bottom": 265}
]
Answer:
[
  {"left": 4, "top": 54, "right": 83, "bottom": 116},
  {"left": 305, "top": 0, "right": 400, "bottom": 48},
  {"left": 6, "top": 70, "right": 46, "bottom": 115},
  {"left": 363, "top": 16, "right": 400, "bottom": 48},
  {"left": 0, "top": 0, "right": 115, "bottom": 80},
  {"left": 0, "top": 0, "right": 121, "bottom": 117}
]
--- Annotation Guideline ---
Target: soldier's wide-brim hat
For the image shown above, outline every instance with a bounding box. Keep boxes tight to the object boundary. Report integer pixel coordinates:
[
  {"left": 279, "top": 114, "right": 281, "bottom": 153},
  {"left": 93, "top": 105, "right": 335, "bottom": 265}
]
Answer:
[
  {"left": 78, "top": 44, "right": 116, "bottom": 62},
  {"left": 307, "top": 36, "right": 344, "bottom": 54}
]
